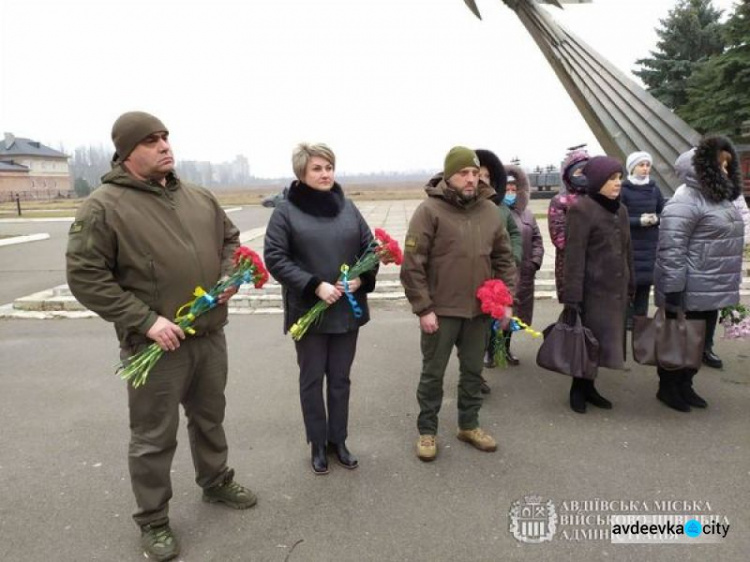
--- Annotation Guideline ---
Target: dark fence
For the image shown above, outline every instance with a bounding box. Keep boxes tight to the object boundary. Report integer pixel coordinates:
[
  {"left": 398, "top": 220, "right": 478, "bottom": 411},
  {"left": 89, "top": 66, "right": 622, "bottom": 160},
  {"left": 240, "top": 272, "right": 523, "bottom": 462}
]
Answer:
[
  {"left": 528, "top": 171, "right": 561, "bottom": 192},
  {"left": 0, "top": 190, "right": 75, "bottom": 203}
]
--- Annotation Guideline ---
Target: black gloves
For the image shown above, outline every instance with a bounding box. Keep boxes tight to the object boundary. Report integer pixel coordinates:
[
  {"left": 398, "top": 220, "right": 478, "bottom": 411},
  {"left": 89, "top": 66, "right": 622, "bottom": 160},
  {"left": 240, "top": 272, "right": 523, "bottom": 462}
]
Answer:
[
  {"left": 664, "top": 292, "right": 682, "bottom": 311},
  {"left": 563, "top": 303, "right": 581, "bottom": 326}
]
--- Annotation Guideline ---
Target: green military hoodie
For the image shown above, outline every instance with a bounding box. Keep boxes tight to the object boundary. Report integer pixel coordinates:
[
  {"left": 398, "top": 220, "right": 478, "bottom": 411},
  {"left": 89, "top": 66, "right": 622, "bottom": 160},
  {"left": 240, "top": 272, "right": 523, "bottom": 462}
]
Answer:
[
  {"left": 400, "top": 175, "right": 517, "bottom": 318},
  {"left": 66, "top": 165, "right": 240, "bottom": 348}
]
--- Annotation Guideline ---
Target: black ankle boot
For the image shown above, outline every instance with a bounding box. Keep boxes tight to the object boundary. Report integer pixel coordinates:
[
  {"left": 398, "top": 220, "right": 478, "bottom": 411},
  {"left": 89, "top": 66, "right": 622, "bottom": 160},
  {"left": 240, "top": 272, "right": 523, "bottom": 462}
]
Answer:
[
  {"left": 656, "top": 373, "right": 691, "bottom": 412},
  {"left": 583, "top": 379, "right": 613, "bottom": 409},
  {"left": 569, "top": 378, "right": 586, "bottom": 414},
  {"left": 479, "top": 375, "right": 491, "bottom": 394},
  {"left": 702, "top": 349, "right": 723, "bottom": 369},
  {"left": 679, "top": 372, "right": 707, "bottom": 408},
  {"left": 311, "top": 443, "right": 329, "bottom": 474},
  {"left": 328, "top": 442, "right": 358, "bottom": 469},
  {"left": 504, "top": 331, "right": 520, "bottom": 366},
  {"left": 484, "top": 350, "right": 496, "bottom": 369}
]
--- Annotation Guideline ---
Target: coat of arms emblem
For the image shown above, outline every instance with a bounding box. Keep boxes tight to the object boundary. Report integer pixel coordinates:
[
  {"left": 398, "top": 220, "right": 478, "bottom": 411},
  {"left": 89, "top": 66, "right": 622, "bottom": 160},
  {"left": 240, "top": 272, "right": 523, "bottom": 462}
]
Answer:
[{"left": 509, "top": 496, "right": 557, "bottom": 543}]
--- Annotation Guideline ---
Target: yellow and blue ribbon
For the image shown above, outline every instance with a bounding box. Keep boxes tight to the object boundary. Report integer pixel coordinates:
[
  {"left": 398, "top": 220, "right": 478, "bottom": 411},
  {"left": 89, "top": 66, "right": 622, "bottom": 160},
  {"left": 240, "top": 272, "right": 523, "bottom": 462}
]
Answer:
[
  {"left": 340, "top": 264, "right": 363, "bottom": 319},
  {"left": 174, "top": 286, "right": 217, "bottom": 335}
]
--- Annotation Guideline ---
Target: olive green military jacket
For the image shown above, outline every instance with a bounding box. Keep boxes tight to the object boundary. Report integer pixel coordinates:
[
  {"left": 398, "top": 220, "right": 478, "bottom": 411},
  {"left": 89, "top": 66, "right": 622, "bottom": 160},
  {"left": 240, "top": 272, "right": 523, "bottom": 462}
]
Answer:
[
  {"left": 400, "top": 176, "right": 517, "bottom": 318},
  {"left": 66, "top": 165, "right": 240, "bottom": 348}
]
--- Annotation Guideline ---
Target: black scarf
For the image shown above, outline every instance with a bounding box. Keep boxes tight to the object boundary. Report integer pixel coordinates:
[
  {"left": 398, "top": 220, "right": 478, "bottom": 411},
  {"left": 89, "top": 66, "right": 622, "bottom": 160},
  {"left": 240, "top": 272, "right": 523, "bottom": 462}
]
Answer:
[
  {"left": 287, "top": 181, "right": 345, "bottom": 217},
  {"left": 590, "top": 192, "right": 621, "bottom": 214}
]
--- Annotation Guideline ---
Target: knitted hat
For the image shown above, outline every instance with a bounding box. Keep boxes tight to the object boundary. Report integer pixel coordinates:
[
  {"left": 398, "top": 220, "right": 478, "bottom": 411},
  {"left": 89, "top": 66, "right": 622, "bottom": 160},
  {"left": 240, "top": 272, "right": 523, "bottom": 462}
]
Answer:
[
  {"left": 561, "top": 148, "right": 590, "bottom": 192},
  {"left": 444, "top": 146, "right": 480, "bottom": 181},
  {"left": 626, "top": 151, "right": 652, "bottom": 175},
  {"left": 111, "top": 111, "right": 168, "bottom": 162},
  {"left": 506, "top": 173, "right": 517, "bottom": 184},
  {"left": 583, "top": 156, "right": 623, "bottom": 195}
]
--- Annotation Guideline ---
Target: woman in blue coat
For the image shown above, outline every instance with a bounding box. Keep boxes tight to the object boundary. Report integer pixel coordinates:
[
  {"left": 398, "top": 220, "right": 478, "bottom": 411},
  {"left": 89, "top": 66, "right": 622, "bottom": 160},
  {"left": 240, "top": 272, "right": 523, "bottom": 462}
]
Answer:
[{"left": 620, "top": 151, "right": 665, "bottom": 328}]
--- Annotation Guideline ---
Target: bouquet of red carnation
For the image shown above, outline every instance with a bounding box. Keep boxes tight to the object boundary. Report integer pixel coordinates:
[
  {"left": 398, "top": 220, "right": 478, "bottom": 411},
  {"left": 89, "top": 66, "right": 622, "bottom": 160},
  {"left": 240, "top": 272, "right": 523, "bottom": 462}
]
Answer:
[
  {"left": 373, "top": 228, "right": 404, "bottom": 267},
  {"left": 476, "top": 279, "right": 541, "bottom": 368},
  {"left": 289, "top": 228, "right": 402, "bottom": 341},
  {"left": 118, "top": 246, "right": 269, "bottom": 388},
  {"left": 477, "top": 279, "right": 513, "bottom": 318}
]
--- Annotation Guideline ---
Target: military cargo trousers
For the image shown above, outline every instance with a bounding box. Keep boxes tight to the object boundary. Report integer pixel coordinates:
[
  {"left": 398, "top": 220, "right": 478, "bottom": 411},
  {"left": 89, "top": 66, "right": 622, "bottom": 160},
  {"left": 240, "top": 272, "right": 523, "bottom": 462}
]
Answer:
[
  {"left": 417, "top": 315, "right": 489, "bottom": 435},
  {"left": 123, "top": 330, "right": 230, "bottom": 528}
]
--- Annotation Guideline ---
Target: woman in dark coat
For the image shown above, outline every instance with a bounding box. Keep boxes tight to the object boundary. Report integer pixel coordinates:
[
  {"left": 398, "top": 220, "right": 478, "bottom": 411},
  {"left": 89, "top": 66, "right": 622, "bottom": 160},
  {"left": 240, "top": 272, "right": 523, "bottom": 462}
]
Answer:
[
  {"left": 475, "top": 149, "right": 522, "bottom": 379},
  {"left": 620, "top": 151, "right": 665, "bottom": 328},
  {"left": 504, "top": 164, "right": 544, "bottom": 365},
  {"left": 264, "top": 143, "right": 377, "bottom": 474},
  {"left": 653, "top": 136, "right": 744, "bottom": 412},
  {"left": 548, "top": 148, "right": 590, "bottom": 302},
  {"left": 563, "top": 156, "right": 634, "bottom": 414}
]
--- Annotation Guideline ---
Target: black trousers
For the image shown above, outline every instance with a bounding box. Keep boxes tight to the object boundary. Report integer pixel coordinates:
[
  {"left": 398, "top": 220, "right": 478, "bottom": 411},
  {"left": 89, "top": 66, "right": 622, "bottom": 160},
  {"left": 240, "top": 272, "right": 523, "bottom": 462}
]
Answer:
[
  {"left": 704, "top": 310, "right": 719, "bottom": 351},
  {"left": 631, "top": 284, "right": 652, "bottom": 317},
  {"left": 657, "top": 309, "right": 718, "bottom": 378},
  {"left": 294, "top": 330, "right": 359, "bottom": 445}
]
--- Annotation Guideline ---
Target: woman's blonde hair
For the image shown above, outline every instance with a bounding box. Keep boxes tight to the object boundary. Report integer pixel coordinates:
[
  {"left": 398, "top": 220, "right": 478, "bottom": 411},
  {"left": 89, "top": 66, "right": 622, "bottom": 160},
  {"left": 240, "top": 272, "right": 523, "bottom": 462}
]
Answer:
[{"left": 292, "top": 143, "right": 336, "bottom": 181}]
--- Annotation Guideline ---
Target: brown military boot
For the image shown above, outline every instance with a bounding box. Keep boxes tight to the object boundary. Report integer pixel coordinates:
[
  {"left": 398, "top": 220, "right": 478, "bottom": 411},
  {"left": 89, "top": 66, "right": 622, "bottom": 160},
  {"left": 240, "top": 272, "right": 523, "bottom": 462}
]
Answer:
[
  {"left": 456, "top": 427, "right": 497, "bottom": 452},
  {"left": 416, "top": 435, "right": 437, "bottom": 462}
]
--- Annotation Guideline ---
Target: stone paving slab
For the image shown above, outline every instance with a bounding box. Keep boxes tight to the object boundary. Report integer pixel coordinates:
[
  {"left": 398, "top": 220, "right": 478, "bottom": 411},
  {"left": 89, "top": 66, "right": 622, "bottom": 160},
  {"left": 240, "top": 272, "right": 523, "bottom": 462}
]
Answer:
[{"left": 3, "top": 199, "right": 749, "bottom": 319}]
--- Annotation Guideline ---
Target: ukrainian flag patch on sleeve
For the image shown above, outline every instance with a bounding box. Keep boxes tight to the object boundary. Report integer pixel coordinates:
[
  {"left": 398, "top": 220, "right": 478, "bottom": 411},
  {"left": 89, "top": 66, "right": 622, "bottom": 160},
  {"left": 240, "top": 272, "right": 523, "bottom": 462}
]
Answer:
[{"left": 405, "top": 234, "right": 418, "bottom": 253}]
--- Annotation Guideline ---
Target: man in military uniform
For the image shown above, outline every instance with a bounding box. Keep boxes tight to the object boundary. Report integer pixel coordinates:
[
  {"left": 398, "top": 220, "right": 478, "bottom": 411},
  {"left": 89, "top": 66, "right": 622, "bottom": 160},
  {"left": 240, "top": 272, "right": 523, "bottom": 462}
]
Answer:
[
  {"left": 400, "top": 146, "right": 516, "bottom": 462},
  {"left": 66, "top": 111, "right": 255, "bottom": 561}
]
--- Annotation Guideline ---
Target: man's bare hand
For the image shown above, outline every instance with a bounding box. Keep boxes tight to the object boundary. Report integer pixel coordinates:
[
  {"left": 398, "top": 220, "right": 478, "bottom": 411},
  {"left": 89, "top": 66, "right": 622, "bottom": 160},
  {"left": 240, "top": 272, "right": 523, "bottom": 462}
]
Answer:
[
  {"left": 146, "top": 316, "right": 185, "bottom": 351},
  {"left": 419, "top": 312, "right": 439, "bottom": 334},
  {"left": 315, "top": 282, "right": 342, "bottom": 305},
  {"left": 497, "top": 306, "right": 513, "bottom": 331},
  {"left": 217, "top": 284, "right": 239, "bottom": 305}
]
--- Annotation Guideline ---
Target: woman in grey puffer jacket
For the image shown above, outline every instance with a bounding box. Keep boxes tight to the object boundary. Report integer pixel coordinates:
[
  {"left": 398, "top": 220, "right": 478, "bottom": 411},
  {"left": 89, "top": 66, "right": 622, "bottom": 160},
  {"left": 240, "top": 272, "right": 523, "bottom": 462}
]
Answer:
[{"left": 653, "top": 136, "right": 745, "bottom": 412}]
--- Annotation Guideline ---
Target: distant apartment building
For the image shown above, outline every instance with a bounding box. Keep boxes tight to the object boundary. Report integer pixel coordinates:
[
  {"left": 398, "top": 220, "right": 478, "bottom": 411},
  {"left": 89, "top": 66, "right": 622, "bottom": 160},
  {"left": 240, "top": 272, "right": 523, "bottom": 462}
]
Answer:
[{"left": 0, "top": 133, "right": 71, "bottom": 201}]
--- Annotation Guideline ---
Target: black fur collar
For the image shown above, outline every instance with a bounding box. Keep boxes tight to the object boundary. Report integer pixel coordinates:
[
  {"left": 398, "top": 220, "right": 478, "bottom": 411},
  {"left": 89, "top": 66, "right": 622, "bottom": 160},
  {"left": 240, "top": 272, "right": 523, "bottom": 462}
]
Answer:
[
  {"left": 590, "top": 192, "right": 621, "bottom": 214},
  {"left": 287, "top": 181, "right": 345, "bottom": 217},
  {"left": 693, "top": 136, "right": 743, "bottom": 203}
]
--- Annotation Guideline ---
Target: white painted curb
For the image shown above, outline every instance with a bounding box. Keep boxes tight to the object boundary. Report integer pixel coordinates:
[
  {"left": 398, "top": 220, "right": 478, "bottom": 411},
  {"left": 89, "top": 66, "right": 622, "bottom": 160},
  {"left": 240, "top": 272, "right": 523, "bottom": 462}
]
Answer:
[
  {"left": 0, "top": 233, "right": 51, "bottom": 247},
  {"left": 0, "top": 217, "right": 74, "bottom": 223}
]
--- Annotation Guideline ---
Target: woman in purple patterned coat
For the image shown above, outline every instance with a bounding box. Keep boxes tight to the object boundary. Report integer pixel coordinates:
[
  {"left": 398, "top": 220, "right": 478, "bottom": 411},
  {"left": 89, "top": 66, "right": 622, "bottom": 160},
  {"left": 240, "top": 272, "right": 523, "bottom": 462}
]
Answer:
[{"left": 547, "top": 148, "right": 589, "bottom": 302}]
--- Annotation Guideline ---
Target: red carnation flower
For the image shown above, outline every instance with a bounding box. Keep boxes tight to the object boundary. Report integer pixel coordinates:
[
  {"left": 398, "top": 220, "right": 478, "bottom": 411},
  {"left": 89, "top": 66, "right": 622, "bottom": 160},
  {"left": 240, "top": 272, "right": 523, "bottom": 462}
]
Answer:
[{"left": 476, "top": 279, "right": 513, "bottom": 319}]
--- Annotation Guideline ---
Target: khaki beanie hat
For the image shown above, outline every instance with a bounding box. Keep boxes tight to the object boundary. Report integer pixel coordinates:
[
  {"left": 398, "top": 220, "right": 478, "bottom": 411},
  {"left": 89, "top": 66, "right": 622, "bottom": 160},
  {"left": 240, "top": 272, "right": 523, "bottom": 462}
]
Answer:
[
  {"left": 444, "top": 146, "right": 480, "bottom": 181},
  {"left": 111, "top": 111, "right": 168, "bottom": 162}
]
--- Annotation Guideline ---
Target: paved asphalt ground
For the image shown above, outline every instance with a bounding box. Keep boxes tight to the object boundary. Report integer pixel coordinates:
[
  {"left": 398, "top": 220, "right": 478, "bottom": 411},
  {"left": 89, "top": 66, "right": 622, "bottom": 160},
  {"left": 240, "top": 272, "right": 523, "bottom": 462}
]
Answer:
[
  {"left": 0, "top": 206, "right": 274, "bottom": 306},
  {"left": 1, "top": 303, "right": 748, "bottom": 561},
  {"left": 1, "top": 201, "right": 749, "bottom": 561}
]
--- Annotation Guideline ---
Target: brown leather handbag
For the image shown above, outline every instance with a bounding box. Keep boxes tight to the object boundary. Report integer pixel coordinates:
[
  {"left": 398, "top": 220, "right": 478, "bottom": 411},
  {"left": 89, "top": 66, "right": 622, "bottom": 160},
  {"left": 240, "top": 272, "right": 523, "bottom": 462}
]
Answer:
[
  {"left": 536, "top": 310, "right": 599, "bottom": 379},
  {"left": 632, "top": 308, "right": 706, "bottom": 370}
]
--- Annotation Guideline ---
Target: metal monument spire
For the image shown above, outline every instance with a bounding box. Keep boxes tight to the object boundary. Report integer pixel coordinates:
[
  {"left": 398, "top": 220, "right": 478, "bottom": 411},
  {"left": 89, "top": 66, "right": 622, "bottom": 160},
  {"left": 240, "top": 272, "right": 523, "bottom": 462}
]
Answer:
[{"left": 463, "top": 0, "right": 701, "bottom": 193}]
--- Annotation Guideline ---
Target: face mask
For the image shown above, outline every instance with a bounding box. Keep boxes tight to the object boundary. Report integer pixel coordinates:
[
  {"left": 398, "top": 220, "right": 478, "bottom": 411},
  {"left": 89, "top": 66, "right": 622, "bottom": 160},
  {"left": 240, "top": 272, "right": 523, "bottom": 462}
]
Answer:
[
  {"left": 569, "top": 175, "right": 587, "bottom": 191},
  {"left": 504, "top": 193, "right": 517, "bottom": 206}
]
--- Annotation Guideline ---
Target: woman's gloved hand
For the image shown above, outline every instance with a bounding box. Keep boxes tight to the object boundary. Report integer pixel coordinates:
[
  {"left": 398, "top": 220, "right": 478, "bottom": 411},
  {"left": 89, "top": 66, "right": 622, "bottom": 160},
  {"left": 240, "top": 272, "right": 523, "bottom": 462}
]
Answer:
[
  {"left": 563, "top": 303, "right": 581, "bottom": 326},
  {"left": 664, "top": 291, "right": 682, "bottom": 312}
]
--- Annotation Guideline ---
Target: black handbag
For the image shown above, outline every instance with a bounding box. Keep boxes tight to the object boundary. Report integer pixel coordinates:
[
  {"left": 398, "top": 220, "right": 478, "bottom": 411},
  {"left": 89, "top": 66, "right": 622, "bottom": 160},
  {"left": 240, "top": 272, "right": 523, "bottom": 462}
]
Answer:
[{"left": 536, "top": 309, "right": 600, "bottom": 379}]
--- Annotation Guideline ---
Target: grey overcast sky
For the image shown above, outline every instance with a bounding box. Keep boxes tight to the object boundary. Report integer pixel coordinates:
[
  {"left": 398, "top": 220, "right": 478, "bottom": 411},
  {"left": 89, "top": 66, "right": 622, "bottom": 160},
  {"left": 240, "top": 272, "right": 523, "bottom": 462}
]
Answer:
[{"left": 0, "top": 0, "right": 738, "bottom": 178}]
